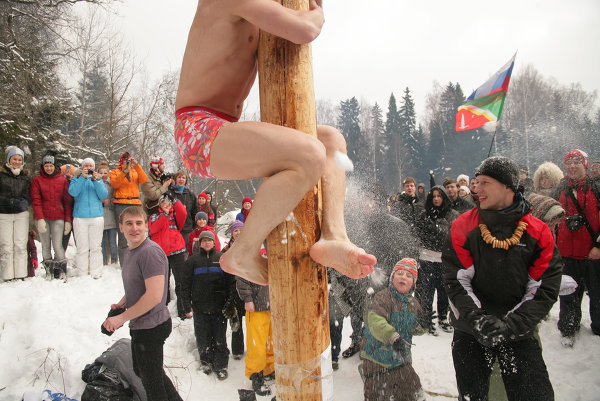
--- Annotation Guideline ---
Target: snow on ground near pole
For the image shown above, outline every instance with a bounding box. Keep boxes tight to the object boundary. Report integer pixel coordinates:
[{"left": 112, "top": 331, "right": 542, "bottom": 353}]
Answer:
[{"left": 1, "top": 245, "right": 599, "bottom": 400}]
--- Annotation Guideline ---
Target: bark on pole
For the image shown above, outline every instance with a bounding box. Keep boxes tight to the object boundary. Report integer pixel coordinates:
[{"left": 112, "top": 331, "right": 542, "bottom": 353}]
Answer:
[{"left": 257, "top": 1, "right": 331, "bottom": 400}]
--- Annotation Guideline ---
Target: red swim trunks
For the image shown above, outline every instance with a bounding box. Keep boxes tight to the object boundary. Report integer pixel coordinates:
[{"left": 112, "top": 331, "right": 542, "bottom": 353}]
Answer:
[{"left": 174, "top": 106, "right": 238, "bottom": 178}]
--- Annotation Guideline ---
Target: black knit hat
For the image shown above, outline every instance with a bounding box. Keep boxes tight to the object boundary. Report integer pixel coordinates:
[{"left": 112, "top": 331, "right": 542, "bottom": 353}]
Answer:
[{"left": 475, "top": 156, "right": 520, "bottom": 193}]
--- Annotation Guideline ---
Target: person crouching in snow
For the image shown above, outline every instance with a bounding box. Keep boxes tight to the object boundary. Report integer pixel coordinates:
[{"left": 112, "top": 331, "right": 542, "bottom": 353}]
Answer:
[
  {"left": 181, "top": 230, "right": 236, "bottom": 381},
  {"left": 359, "top": 258, "right": 425, "bottom": 401}
]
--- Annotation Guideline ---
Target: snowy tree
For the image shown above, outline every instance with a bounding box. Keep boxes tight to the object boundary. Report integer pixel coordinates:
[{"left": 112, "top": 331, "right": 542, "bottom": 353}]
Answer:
[
  {"left": 383, "top": 93, "right": 401, "bottom": 192},
  {"left": 398, "top": 87, "right": 425, "bottom": 182}
]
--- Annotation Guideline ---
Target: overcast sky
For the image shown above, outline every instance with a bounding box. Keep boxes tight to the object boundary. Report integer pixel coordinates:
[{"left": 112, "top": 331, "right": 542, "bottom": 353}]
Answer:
[{"left": 112, "top": 0, "right": 600, "bottom": 119}]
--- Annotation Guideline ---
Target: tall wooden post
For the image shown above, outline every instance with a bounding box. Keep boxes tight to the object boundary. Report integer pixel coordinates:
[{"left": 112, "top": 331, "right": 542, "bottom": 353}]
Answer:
[{"left": 257, "top": 1, "right": 331, "bottom": 400}]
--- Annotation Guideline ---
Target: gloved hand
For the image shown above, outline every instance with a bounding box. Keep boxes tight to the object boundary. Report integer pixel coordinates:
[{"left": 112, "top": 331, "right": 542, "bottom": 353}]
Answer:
[
  {"left": 64, "top": 221, "right": 72, "bottom": 235},
  {"left": 32, "top": 259, "right": 38, "bottom": 269},
  {"left": 391, "top": 336, "right": 410, "bottom": 360},
  {"left": 472, "top": 314, "right": 511, "bottom": 347},
  {"left": 36, "top": 219, "right": 47, "bottom": 234},
  {"left": 222, "top": 302, "right": 237, "bottom": 320}
]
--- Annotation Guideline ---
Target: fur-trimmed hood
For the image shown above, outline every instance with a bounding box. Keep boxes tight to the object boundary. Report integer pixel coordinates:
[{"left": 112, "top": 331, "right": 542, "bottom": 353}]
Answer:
[{"left": 533, "top": 161, "right": 564, "bottom": 196}]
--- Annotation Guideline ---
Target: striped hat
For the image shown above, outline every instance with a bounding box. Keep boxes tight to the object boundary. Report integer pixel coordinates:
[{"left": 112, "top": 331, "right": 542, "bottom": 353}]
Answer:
[{"left": 392, "top": 258, "right": 419, "bottom": 278}]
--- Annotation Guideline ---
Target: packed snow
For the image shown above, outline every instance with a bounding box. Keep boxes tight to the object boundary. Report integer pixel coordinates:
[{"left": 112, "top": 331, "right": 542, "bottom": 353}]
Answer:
[{"left": 1, "top": 241, "right": 599, "bottom": 401}]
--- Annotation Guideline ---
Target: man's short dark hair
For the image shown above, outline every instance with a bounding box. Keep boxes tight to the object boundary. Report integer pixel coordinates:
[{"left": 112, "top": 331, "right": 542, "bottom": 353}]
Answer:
[
  {"left": 119, "top": 206, "right": 147, "bottom": 224},
  {"left": 443, "top": 178, "right": 457, "bottom": 187}
]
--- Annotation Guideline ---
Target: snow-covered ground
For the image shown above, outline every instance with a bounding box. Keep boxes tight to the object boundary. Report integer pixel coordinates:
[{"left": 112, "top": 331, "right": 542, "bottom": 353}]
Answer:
[{"left": 1, "top": 242, "right": 599, "bottom": 401}]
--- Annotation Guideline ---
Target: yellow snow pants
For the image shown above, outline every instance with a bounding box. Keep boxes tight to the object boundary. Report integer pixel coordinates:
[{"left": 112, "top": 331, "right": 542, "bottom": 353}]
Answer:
[{"left": 245, "top": 311, "right": 275, "bottom": 378}]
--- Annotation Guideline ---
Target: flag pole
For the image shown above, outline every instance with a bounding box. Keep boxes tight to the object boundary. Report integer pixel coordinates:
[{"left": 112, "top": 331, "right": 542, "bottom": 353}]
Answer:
[{"left": 487, "top": 128, "right": 497, "bottom": 157}]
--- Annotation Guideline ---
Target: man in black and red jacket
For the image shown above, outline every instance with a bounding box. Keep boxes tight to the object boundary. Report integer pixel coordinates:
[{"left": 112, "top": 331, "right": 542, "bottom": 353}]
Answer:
[
  {"left": 442, "top": 156, "right": 562, "bottom": 401},
  {"left": 554, "top": 149, "right": 600, "bottom": 347}
]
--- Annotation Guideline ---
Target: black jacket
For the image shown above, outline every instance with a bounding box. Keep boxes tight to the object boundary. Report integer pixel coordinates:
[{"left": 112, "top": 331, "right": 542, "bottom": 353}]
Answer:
[
  {"left": 172, "top": 186, "right": 198, "bottom": 235},
  {"left": 415, "top": 186, "right": 459, "bottom": 252},
  {"left": 449, "top": 196, "right": 474, "bottom": 214},
  {"left": 390, "top": 193, "right": 422, "bottom": 225},
  {"left": 0, "top": 164, "right": 31, "bottom": 214},
  {"left": 181, "top": 247, "right": 236, "bottom": 314},
  {"left": 442, "top": 198, "right": 562, "bottom": 340}
]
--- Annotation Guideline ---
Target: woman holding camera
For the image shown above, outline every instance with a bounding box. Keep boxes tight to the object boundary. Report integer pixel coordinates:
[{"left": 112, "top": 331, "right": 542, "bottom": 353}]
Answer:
[
  {"left": 142, "top": 155, "right": 174, "bottom": 216},
  {"left": 69, "top": 158, "right": 108, "bottom": 278},
  {"left": 110, "top": 152, "right": 148, "bottom": 266}
]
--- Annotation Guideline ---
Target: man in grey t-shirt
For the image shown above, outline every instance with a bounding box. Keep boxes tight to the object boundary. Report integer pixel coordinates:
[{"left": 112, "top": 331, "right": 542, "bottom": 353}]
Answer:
[{"left": 102, "top": 206, "right": 182, "bottom": 401}]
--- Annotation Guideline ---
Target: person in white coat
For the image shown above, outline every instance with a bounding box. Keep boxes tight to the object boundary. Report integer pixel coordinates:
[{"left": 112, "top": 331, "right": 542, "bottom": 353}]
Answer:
[{"left": 68, "top": 158, "right": 108, "bottom": 278}]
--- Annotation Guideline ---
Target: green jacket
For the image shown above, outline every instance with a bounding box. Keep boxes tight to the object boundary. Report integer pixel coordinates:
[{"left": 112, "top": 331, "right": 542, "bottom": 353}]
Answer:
[{"left": 360, "top": 286, "right": 422, "bottom": 369}]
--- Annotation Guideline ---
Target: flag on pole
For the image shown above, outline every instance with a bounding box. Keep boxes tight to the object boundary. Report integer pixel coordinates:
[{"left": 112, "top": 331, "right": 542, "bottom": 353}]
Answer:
[{"left": 455, "top": 53, "right": 516, "bottom": 132}]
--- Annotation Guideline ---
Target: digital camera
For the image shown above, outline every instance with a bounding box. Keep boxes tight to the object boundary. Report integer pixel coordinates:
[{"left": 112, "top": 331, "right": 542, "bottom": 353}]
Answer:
[{"left": 565, "top": 215, "right": 584, "bottom": 231}]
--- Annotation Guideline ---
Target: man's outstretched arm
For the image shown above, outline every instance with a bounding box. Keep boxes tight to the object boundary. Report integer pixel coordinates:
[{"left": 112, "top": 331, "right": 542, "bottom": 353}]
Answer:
[{"left": 233, "top": 0, "right": 324, "bottom": 44}]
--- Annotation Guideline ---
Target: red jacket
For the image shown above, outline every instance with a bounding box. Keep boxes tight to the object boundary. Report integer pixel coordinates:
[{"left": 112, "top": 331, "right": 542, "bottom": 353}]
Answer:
[
  {"left": 31, "top": 168, "right": 73, "bottom": 221},
  {"left": 148, "top": 200, "right": 187, "bottom": 256},
  {"left": 556, "top": 176, "right": 600, "bottom": 259},
  {"left": 188, "top": 226, "right": 221, "bottom": 255}
]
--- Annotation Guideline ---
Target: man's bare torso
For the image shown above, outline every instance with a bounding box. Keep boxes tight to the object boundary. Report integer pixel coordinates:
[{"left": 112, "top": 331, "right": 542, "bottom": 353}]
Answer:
[{"left": 175, "top": 0, "right": 260, "bottom": 118}]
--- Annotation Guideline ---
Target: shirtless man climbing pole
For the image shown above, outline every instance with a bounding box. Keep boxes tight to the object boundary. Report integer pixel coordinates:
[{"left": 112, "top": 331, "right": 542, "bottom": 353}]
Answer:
[{"left": 175, "top": 0, "right": 377, "bottom": 284}]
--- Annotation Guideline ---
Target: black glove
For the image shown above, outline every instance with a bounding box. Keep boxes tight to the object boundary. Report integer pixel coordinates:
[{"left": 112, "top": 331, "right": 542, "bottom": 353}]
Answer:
[
  {"left": 391, "top": 337, "right": 410, "bottom": 360},
  {"left": 101, "top": 307, "right": 126, "bottom": 336},
  {"left": 472, "top": 314, "right": 511, "bottom": 347},
  {"left": 222, "top": 302, "right": 237, "bottom": 320}
]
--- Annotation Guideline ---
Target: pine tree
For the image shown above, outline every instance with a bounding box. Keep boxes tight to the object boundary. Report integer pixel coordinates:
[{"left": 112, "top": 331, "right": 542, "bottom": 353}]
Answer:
[
  {"left": 384, "top": 93, "right": 401, "bottom": 192},
  {"left": 398, "top": 87, "right": 424, "bottom": 181},
  {"left": 337, "top": 97, "right": 368, "bottom": 177},
  {"left": 370, "top": 103, "right": 386, "bottom": 187}
]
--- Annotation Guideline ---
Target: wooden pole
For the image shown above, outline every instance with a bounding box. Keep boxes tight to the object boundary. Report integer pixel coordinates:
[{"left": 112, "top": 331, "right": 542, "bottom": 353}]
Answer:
[{"left": 257, "top": 1, "right": 331, "bottom": 400}]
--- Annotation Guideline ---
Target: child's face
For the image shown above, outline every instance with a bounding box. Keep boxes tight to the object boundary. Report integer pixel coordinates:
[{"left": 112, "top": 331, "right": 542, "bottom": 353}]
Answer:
[
  {"left": 232, "top": 228, "right": 241, "bottom": 240},
  {"left": 200, "top": 238, "right": 214, "bottom": 252},
  {"left": 99, "top": 168, "right": 109, "bottom": 181},
  {"left": 196, "top": 218, "right": 207, "bottom": 228},
  {"left": 198, "top": 197, "right": 206, "bottom": 205},
  {"left": 392, "top": 270, "right": 415, "bottom": 294},
  {"left": 243, "top": 201, "right": 252, "bottom": 210}
]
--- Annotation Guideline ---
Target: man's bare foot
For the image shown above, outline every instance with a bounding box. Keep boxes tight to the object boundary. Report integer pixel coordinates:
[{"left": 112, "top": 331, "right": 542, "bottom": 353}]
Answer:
[
  {"left": 309, "top": 239, "right": 376, "bottom": 279},
  {"left": 220, "top": 248, "right": 269, "bottom": 285}
]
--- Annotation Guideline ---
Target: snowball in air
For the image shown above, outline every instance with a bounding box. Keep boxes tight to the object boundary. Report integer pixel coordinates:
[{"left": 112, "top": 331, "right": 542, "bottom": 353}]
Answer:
[{"left": 334, "top": 151, "right": 354, "bottom": 172}]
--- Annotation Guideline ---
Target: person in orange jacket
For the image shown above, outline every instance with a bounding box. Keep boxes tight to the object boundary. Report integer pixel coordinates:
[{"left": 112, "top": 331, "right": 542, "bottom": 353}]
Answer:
[{"left": 110, "top": 152, "right": 148, "bottom": 266}]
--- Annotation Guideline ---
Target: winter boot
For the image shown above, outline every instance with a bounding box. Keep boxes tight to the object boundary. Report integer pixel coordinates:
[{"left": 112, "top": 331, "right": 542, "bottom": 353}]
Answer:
[
  {"left": 438, "top": 318, "right": 453, "bottom": 333},
  {"left": 56, "top": 259, "right": 67, "bottom": 282},
  {"left": 341, "top": 342, "right": 360, "bottom": 358},
  {"left": 428, "top": 325, "right": 439, "bottom": 336},
  {"left": 561, "top": 335, "right": 575, "bottom": 348},
  {"left": 199, "top": 362, "right": 213, "bottom": 375},
  {"left": 332, "top": 360, "right": 339, "bottom": 371},
  {"left": 238, "top": 389, "right": 257, "bottom": 401},
  {"left": 216, "top": 369, "right": 228, "bottom": 381},
  {"left": 264, "top": 371, "right": 275, "bottom": 381},
  {"left": 251, "top": 372, "right": 271, "bottom": 396},
  {"left": 42, "top": 260, "right": 54, "bottom": 280}
]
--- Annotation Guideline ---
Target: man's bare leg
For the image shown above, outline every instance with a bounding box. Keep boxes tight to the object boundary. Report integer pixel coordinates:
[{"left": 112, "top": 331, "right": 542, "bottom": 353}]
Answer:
[
  {"left": 309, "top": 125, "right": 377, "bottom": 278},
  {"left": 210, "top": 121, "right": 326, "bottom": 284}
]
